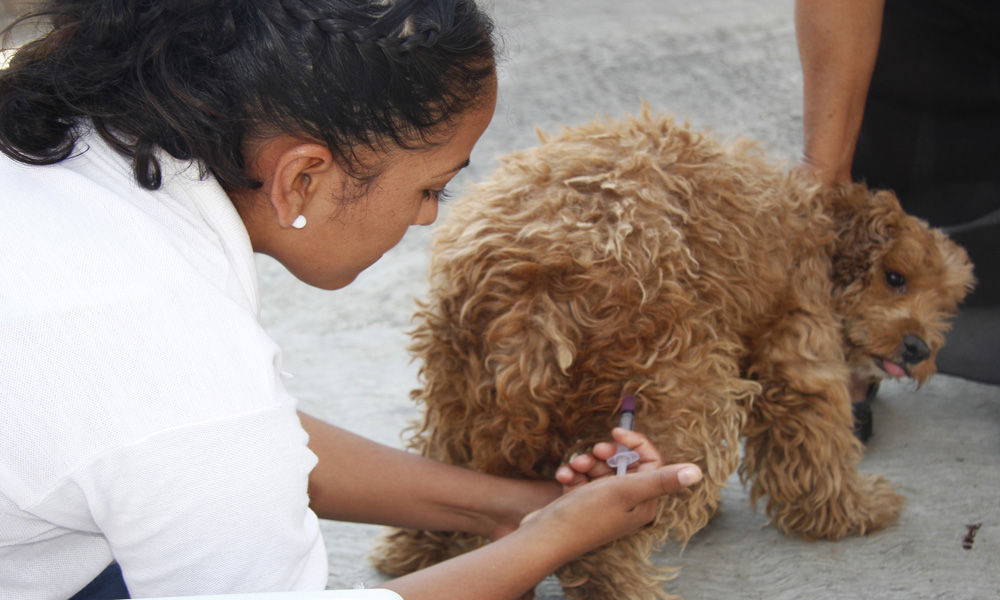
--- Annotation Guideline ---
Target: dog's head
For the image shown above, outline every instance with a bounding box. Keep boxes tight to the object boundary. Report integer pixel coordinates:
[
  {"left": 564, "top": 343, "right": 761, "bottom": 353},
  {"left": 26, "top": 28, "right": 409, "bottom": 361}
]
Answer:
[{"left": 826, "top": 184, "right": 976, "bottom": 384}]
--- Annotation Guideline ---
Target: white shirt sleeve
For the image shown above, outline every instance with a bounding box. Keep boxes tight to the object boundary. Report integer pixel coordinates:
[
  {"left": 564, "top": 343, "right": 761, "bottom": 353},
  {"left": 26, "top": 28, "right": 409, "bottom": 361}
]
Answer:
[
  {"left": 8, "top": 289, "right": 332, "bottom": 595},
  {"left": 32, "top": 407, "right": 328, "bottom": 596}
]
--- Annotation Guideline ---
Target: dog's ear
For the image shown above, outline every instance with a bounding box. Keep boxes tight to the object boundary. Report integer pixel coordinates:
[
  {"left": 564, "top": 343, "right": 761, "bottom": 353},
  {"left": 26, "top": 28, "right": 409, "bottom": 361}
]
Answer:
[
  {"left": 825, "top": 184, "right": 903, "bottom": 291},
  {"left": 933, "top": 230, "right": 977, "bottom": 305}
]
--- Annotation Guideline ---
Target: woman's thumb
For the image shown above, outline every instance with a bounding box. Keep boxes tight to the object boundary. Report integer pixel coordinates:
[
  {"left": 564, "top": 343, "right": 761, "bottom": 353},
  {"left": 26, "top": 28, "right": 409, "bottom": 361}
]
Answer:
[{"left": 626, "top": 463, "right": 703, "bottom": 502}]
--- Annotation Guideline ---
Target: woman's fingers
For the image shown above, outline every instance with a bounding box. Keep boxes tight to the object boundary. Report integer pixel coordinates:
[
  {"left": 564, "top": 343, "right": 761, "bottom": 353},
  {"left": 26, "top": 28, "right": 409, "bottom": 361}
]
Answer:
[
  {"left": 591, "top": 428, "right": 665, "bottom": 471},
  {"left": 554, "top": 464, "right": 587, "bottom": 487},
  {"left": 555, "top": 452, "right": 610, "bottom": 487},
  {"left": 614, "top": 463, "right": 703, "bottom": 507},
  {"left": 557, "top": 429, "right": 672, "bottom": 487},
  {"left": 539, "top": 462, "right": 705, "bottom": 556},
  {"left": 612, "top": 463, "right": 704, "bottom": 526}
]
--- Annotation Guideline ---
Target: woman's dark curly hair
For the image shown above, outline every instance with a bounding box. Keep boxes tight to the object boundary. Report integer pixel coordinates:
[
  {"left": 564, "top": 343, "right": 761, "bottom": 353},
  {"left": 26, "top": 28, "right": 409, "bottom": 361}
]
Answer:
[{"left": 0, "top": 0, "right": 496, "bottom": 191}]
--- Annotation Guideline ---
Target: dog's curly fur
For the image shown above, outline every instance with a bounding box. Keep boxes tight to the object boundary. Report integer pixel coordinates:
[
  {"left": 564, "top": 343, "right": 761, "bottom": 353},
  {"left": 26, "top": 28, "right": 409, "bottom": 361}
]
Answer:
[{"left": 373, "top": 107, "right": 975, "bottom": 599}]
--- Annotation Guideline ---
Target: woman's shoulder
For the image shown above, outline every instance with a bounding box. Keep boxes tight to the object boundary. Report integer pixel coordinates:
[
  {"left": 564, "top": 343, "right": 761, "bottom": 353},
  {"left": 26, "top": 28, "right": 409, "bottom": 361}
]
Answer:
[
  {"left": 1, "top": 130, "right": 284, "bottom": 501},
  {"left": 1, "top": 128, "right": 259, "bottom": 314}
]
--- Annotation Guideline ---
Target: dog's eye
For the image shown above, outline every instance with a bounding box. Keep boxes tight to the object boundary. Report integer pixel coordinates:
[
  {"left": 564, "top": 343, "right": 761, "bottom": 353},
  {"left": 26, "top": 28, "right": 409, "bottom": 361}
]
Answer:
[{"left": 885, "top": 269, "right": 906, "bottom": 288}]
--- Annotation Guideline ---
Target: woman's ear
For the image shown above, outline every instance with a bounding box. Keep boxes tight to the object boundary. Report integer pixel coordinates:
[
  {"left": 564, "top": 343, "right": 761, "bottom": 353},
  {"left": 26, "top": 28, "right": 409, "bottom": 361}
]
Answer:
[{"left": 268, "top": 142, "right": 340, "bottom": 228}]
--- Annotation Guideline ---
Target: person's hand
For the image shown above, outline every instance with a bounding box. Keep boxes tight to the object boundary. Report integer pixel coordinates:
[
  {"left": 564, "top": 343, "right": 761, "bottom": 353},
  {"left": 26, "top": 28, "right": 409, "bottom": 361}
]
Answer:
[
  {"left": 380, "top": 461, "right": 702, "bottom": 600},
  {"left": 796, "top": 154, "right": 851, "bottom": 188},
  {"left": 486, "top": 428, "right": 699, "bottom": 546},
  {"left": 554, "top": 427, "right": 667, "bottom": 491},
  {"left": 520, "top": 452, "right": 702, "bottom": 560},
  {"left": 796, "top": 155, "right": 826, "bottom": 185},
  {"left": 379, "top": 430, "right": 702, "bottom": 600},
  {"left": 515, "top": 428, "right": 703, "bottom": 558}
]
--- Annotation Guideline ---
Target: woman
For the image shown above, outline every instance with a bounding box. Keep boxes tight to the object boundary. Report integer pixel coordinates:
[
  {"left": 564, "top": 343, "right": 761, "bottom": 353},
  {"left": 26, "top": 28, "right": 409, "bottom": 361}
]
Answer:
[{"left": 0, "top": 1, "right": 701, "bottom": 599}]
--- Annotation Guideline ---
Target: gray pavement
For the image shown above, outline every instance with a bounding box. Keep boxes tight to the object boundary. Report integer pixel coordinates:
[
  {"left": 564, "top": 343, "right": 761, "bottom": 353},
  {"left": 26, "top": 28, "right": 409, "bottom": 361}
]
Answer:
[{"left": 258, "top": 1, "right": 999, "bottom": 597}]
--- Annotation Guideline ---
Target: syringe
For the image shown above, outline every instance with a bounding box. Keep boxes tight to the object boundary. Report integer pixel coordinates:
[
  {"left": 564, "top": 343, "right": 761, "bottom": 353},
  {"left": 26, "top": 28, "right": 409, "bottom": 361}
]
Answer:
[{"left": 606, "top": 394, "right": 640, "bottom": 476}]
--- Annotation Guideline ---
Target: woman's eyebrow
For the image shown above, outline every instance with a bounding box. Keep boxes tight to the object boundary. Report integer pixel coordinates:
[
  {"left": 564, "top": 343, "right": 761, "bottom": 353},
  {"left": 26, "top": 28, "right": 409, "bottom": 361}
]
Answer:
[{"left": 434, "top": 157, "right": 471, "bottom": 178}]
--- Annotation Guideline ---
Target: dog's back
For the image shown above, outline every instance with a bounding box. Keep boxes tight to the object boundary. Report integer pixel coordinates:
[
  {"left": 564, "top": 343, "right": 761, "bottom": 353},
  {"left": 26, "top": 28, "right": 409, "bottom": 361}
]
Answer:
[{"left": 432, "top": 108, "right": 834, "bottom": 348}]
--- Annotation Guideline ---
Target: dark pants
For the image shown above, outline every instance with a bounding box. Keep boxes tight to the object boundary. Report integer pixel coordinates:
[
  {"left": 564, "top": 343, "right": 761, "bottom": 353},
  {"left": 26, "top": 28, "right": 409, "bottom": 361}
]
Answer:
[
  {"left": 855, "top": 0, "right": 1000, "bottom": 225},
  {"left": 69, "top": 562, "right": 129, "bottom": 600},
  {"left": 854, "top": 0, "right": 1000, "bottom": 382}
]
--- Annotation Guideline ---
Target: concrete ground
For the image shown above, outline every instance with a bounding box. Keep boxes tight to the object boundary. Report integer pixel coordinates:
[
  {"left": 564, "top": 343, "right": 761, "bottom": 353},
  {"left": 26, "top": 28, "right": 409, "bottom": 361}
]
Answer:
[{"left": 254, "top": 1, "right": 999, "bottom": 598}]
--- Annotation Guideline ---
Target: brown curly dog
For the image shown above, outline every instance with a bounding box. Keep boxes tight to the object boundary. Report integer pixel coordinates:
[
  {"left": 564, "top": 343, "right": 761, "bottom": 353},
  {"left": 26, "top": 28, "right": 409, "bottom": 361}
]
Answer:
[{"left": 372, "top": 106, "right": 975, "bottom": 599}]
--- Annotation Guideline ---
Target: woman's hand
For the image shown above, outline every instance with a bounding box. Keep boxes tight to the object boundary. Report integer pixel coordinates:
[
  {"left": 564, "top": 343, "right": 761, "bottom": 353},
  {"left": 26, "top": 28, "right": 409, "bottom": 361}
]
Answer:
[
  {"left": 489, "top": 428, "right": 698, "bottom": 543},
  {"left": 520, "top": 458, "right": 702, "bottom": 562},
  {"left": 554, "top": 427, "right": 677, "bottom": 490},
  {"left": 518, "top": 428, "right": 702, "bottom": 554},
  {"left": 382, "top": 430, "right": 702, "bottom": 600}
]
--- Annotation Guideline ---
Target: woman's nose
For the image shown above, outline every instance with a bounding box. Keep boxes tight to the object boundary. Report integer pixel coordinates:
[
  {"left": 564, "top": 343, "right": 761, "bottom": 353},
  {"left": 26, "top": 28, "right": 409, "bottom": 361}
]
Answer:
[{"left": 413, "top": 198, "right": 439, "bottom": 226}]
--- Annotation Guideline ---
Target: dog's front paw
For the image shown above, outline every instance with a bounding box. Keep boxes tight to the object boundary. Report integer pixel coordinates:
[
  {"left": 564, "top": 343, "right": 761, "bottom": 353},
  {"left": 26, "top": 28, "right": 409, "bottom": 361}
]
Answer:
[
  {"left": 853, "top": 473, "right": 905, "bottom": 535},
  {"left": 768, "top": 472, "right": 904, "bottom": 540},
  {"left": 799, "top": 473, "right": 905, "bottom": 540}
]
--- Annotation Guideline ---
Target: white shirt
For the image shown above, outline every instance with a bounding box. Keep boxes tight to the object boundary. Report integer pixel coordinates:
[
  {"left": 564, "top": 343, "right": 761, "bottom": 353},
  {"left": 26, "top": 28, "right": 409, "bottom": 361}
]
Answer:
[{"left": 0, "top": 132, "right": 329, "bottom": 599}]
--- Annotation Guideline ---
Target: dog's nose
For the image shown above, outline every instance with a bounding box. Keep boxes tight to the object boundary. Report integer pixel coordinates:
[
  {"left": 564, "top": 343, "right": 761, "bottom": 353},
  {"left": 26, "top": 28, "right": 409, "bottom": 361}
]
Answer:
[{"left": 901, "top": 334, "right": 931, "bottom": 365}]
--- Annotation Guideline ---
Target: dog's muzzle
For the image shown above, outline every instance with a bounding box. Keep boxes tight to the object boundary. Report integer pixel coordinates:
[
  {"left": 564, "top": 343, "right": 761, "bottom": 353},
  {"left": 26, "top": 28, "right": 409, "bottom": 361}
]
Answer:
[
  {"left": 877, "top": 334, "right": 932, "bottom": 379},
  {"left": 901, "top": 334, "right": 931, "bottom": 366}
]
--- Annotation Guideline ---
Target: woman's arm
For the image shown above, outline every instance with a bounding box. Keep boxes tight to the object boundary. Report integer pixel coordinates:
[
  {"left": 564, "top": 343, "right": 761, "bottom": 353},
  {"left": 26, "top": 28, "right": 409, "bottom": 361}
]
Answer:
[
  {"left": 300, "top": 411, "right": 702, "bottom": 600},
  {"left": 382, "top": 462, "right": 699, "bottom": 600},
  {"left": 298, "top": 411, "right": 559, "bottom": 540},
  {"left": 796, "top": 0, "right": 885, "bottom": 185}
]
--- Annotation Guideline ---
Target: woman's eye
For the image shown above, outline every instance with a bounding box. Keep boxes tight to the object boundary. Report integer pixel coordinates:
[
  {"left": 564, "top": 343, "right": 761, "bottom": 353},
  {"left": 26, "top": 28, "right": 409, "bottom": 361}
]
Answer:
[
  {"left": 426, "top": 188, "right": 452, "bottom": 203},
  {"left": 885, "top": 269, "right": 906, "bottom": 288}
]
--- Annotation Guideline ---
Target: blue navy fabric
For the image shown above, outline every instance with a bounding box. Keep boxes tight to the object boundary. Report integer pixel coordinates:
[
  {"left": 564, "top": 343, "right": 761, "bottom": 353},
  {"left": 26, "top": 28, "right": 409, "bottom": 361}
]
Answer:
[{"left": 68, "top": 563, "right": 130, "bottom": 600}]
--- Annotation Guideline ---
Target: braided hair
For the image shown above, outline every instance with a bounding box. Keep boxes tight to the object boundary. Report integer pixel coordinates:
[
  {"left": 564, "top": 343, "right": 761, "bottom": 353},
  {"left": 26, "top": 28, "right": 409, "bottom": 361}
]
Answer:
[{"left": 0, "top": 0, "right": 496, "bottom": 191}]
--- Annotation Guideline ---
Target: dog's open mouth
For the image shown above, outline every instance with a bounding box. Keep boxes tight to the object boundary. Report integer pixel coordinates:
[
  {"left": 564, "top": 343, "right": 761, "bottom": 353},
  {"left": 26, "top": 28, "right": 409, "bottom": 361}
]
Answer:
[{"left": 875, "top": 357, "right": 909, "bottom": 379}]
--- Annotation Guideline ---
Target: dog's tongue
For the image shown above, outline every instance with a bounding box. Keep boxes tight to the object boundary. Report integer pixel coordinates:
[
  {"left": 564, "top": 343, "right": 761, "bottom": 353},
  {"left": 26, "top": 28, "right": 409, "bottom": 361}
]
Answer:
[{"left": 883, "top": 359, "right": 907, "bottom": 379}]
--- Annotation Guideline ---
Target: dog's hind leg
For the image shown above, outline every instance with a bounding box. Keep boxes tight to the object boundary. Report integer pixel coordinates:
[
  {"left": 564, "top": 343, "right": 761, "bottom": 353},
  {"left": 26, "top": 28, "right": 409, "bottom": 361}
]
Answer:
[
  {"left": 371, "top": 291, "right": 569, "bottom": 577},
  {"left": 555, "top": 526, "right": 680, "bottom": 600},
  {"left": 555, "top": 365, "right": 753, "bottom": 600},
  {"left": 372, "top": 526, "right": 487, "bottom": 577},
  {"left": 739, "top": 309, "right": 905, "bottom": 540}
]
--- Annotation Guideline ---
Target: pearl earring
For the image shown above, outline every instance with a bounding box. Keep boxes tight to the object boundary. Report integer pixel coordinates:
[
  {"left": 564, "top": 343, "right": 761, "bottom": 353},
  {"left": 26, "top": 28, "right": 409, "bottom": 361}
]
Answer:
[{"left": 291, "top": 215, "right": 307, "bottom": 229}]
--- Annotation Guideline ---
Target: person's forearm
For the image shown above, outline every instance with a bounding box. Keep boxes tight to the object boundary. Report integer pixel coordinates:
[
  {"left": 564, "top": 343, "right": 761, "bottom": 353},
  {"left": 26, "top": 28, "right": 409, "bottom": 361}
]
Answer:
[
  {"left": 379, "top": 524, "right": 567, "bottom": 600},
  {"left": 298, "top": 411, "right": 558, "bottom": 536},
  {"left": 796, "top": 0, "right": 884, "bottom": 185},
  {"left": 379, "top": 459, "right": 702, "bottom": 600}
]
